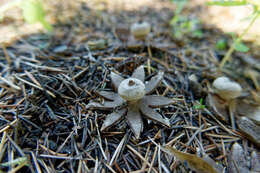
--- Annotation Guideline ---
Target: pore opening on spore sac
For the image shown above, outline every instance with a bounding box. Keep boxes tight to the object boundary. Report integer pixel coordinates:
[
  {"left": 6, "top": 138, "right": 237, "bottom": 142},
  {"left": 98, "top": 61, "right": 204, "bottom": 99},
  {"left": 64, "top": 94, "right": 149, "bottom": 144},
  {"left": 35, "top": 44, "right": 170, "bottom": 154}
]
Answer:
[{"left": 128, "top": 80, "right": 135, "bottom": 86}]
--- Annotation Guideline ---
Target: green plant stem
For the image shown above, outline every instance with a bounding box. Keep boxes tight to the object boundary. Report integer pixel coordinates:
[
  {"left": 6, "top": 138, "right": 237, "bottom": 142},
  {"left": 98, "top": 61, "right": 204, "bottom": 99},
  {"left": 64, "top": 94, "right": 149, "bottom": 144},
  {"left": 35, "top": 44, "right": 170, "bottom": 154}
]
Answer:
[
  {"left": 219, "top": 12, "right": 260, "bottom": 69},
  {"left": 39, "top": 18, "right": 53, "bottom": 32}
]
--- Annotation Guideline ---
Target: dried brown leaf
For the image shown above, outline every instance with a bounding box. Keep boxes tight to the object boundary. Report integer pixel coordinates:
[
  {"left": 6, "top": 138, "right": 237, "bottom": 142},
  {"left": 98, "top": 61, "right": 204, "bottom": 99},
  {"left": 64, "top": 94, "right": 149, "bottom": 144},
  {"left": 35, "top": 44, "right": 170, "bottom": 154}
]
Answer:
[
  {"left": 236, "top": 99, "right": 260, "bottom": 125},
  {"left": 202, "top": 155, "right": 223, "bottom": 173},
  {"left": 206, "top": 94, "right": 229, "bottom": 122},
  {"left": 111, "top": 72, "right": 124, "bottom": 91},
  {"left": 131, "top": 65, "right": 145, "bottom": 82},
  {"left": 251, "top": 90, "right": 260, "bottom": 105},
  {"left": 115, "top": 24, "right": 130, "bottom": 42},
  {"left": 188, "top": 75, "right": 204, "bottom": 98},
  {"left": 227, "top": 143, "right": 250, "bottom": 173},
  {"left": 163, "top": 146, "right": 221, "bottom": 173},
  {"left": 101, "top": 108, "right": 127, "bottom": 131},
  {"left": 142, "top": 95, "right": 174, "bottom": 108},
  {"left": 251, "top": 151, "right": 260, "bottom": 172},
  {"left": 126, "top": 105, "right": 143, "bottom": 139},
  {"left": 145, "top": 71, "right": 164, "bottom": 94},
  {"left": 237, "top": 116, "right": 260, "bottom": 146}
]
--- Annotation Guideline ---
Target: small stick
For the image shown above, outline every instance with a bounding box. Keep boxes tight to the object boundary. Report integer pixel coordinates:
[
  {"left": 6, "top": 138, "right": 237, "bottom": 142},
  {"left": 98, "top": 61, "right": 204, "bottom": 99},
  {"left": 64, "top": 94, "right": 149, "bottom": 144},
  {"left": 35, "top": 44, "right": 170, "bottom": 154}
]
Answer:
[
  {"left": 15, "top": 75, "right": 56, "bottom": 98},
  {"left": 126, "top": 145, "right": 158, "bottom": 173},
  {"left": 0, "top": 119, "right": 18, "bottom": 134},
  {"left": 0, "top": 76, "right": 21, "bottom": 91},
  {"left": 30, "top": 152, "right": 42, "bottom": 173},
  {"left": 0, "top": 131, "right": 7, "bottom": 154},
  {"left": 2, "top": 44, "right": 12, "bottom": 65}
]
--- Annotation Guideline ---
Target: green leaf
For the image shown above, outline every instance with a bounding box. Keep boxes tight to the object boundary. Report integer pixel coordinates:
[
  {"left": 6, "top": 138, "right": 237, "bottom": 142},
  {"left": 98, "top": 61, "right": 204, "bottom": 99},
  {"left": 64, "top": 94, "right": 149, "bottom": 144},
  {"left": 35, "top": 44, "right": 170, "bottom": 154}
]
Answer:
[
  {"left": 192, "top": 30, "right": 203, "bottom": 38},
  {"left": 21, "top": 0, "right": 52, "bottom": 31},
  {"left": 206, "top": 0, "right": 247, "bottom": 6},
  {"left": 171, "top": 0, "right": 188, "bottom": 14},
  {"left": 21, "top": 0, "right": 45, "bottom": 23},
  {"left": 39, "top": 18, "right": 53, "bottom": 32},
  {"left": 216, "top": 39, "right": 227, "bottom": 50},
  {"left": 170, "top": 15, "right": 179, "bottom": 25},
  {"left": 234, "top": 42, "right": 249, "bottom": 52},
  {"left": 193, "top": 98, "right": 206, "bottom": 110},
  {"left": 248, "top": 0, "right": 260, "bottom": 8}
]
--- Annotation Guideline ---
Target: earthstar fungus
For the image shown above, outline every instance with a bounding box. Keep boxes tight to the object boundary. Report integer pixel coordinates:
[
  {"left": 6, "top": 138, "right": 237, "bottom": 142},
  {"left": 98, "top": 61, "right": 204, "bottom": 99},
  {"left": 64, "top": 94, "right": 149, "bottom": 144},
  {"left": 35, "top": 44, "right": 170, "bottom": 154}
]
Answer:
[
  {"left": 131, "top": 22, "right": 151, "bottom": 41},
  {"left": 212, "top": 76, "right": 242, "bottom": 100},
  {"left": 86, "top": 66, "right": 174, "bottom": 138}
]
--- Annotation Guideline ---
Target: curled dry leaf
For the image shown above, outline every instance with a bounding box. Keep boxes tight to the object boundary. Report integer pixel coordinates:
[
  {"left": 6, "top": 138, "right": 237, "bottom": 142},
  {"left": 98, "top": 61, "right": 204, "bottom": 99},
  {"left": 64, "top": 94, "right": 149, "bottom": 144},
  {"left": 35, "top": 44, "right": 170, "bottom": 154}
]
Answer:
[
  {"left": 227, "top": 143, "right": 260, "bottom": 173},
  {"left": 206, "top": 93, "right": 229, "bottom": 122},
  {"left": 244, "top": 69, "right": 260, "bottom": 91},
  {"left": 87, "top": 39, "right": 107, "bottom": 50},
  {"left": 235, "top": 99, "right": 260, "bottom": 125},
  {"left": 163, "top": 146, "right": 222, "bottom": 173},
  {"left": 227, "top": 143, "right": 250, "bottom": 173},
  {"left": 251, "top": 90, "right": 260, "bottom": 105},
  {"left": 115, "top": 24, "right": 130, "bottom": 43},
  {"left": 237, "top": 116, "right": 260, "bottom": 146},
  {"left": 86, "top": 65, "right": 174, "bottom": 138},
  {"left": 188, "top": 74, "right": 205, "bottom": 98},
  {"left": 251, "top": 151, "right": 260, "bottom": 172}
]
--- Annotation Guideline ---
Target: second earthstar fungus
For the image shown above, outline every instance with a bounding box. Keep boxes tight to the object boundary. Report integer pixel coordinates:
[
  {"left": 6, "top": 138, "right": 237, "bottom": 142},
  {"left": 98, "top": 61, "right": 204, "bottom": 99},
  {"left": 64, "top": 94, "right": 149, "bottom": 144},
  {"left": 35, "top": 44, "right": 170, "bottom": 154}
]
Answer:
[{"left": 86, "top": 65, "right": 174, "bottom": 138}]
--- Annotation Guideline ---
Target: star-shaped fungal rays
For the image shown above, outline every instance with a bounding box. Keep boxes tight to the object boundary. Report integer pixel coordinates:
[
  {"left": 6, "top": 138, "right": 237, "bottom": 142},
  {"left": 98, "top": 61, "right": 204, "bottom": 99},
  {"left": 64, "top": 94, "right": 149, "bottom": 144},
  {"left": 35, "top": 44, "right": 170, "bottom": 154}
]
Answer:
[{"left": 86, "top": 66, "right": 174, "bottom": 138}]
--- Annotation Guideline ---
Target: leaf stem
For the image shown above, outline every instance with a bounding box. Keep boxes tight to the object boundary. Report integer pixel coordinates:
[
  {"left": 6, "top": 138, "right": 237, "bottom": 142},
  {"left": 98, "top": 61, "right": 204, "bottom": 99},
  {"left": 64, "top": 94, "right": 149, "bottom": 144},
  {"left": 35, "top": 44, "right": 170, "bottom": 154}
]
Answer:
[
  {"left": 39, "top": 18, "right": 53, "bottom": 32},
  {"left": 219, "top": 11, "right": 260, "bottom": 69}
]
